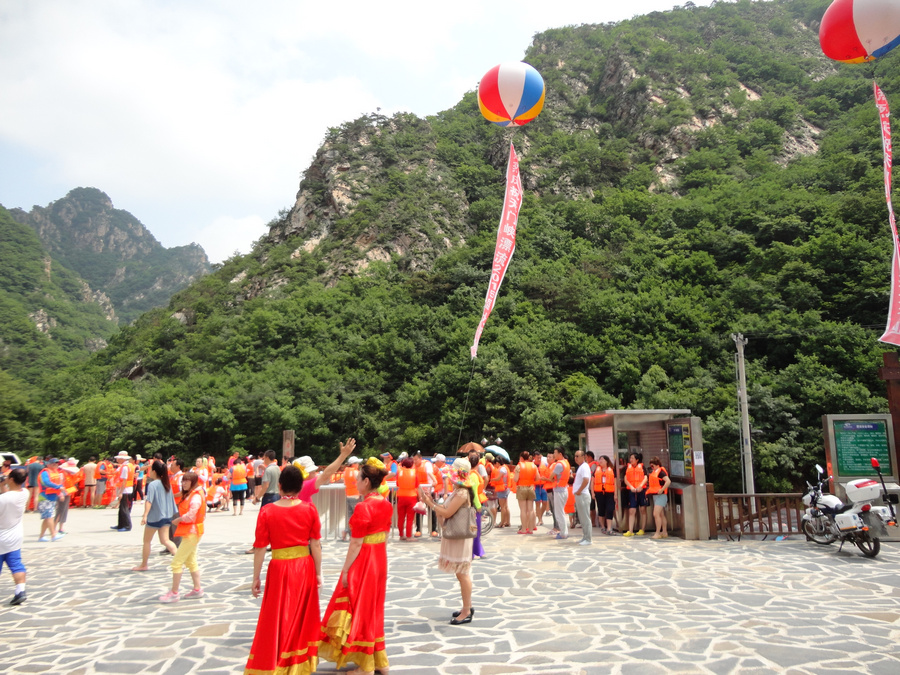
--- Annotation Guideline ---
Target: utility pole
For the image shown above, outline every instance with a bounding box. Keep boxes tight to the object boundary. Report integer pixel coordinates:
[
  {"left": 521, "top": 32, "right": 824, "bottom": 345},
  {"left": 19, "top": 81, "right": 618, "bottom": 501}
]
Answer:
[{"left": 732, "top": 333, "right": 755, "bottom": 495}]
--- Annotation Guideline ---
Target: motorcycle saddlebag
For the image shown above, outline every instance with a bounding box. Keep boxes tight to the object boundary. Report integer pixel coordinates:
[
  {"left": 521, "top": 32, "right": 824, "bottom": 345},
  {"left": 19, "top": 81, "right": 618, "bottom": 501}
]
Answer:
[{"left": 861, "top": 510, "right": 889, "bottom": 539}]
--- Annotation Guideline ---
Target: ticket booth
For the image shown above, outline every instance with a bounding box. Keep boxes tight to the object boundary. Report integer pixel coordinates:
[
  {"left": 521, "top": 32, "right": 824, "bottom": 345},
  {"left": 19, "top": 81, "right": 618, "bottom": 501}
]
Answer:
[{"left": 572, "top": 409, "right": 711, "bottom": 540}]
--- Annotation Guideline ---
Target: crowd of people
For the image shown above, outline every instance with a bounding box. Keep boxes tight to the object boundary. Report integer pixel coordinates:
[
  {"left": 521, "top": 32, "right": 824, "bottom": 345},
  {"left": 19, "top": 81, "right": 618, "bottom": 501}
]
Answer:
[{"left": 1, "top": 442, "right": 673, "bottom": 674}]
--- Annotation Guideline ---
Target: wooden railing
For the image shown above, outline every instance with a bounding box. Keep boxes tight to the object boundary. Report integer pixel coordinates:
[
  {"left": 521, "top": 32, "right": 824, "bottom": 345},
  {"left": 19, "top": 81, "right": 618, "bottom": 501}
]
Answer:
[{"left": 709, "top": 491, "right": 805, "bottom": 540}]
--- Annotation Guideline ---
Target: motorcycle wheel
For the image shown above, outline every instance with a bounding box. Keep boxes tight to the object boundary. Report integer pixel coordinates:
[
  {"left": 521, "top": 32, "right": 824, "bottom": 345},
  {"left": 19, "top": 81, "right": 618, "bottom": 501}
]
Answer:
[
  {"left": 802, "top": 518, "right": 836, "bottom": 545},
  {"left": 856, "top": 533, "right": 881, "bottom": 558}
]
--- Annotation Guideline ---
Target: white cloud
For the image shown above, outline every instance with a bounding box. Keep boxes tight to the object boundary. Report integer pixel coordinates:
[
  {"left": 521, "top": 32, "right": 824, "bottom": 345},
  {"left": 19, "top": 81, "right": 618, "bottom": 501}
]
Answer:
[
  {"left": 0, "top": 0, "right": 713, "bottom": 263},
  {"left": 196, "top": 214, "right": 270, "bottom": 265}
]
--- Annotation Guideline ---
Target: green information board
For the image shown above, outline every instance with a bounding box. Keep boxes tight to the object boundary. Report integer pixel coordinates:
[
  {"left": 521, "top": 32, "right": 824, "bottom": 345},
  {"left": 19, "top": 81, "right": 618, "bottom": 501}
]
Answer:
[
  {"left": 833, "top": 420, "right": 893, "bottom": 476},
  {"left": 667, "top": 423, "right": 693, "bottom": 478}
]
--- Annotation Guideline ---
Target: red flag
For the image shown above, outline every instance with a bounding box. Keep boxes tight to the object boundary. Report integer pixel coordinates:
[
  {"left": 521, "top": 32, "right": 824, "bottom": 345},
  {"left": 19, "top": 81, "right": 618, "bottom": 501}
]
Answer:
[
  {"left": 875, "top": 82, "right": 900, "bottom": 346},
  {"left": 471, "top": 142, "right": 523, "bottom": 359}
]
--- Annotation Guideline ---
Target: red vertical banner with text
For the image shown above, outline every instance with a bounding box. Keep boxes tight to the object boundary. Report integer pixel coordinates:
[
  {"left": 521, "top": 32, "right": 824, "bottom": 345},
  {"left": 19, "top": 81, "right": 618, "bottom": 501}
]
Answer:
[
  {"left": 876, "top": 82, "right": 900, "bottom": 346},
  {"left": 471, "top": 142, "right": 523, "bottom": 359}
]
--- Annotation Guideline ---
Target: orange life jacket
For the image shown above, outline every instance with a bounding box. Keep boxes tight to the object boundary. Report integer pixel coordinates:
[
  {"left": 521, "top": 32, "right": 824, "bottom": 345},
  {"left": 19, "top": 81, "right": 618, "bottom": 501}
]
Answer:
[
  {"left": 96, "top": 460, "right": 110, "bottom": 480},
  {"left": 565, "top": 485, "right": 575, "bottom": 513},
  {"left": 548, "top": 459, "right": 570, "bottom": 490},
  {"left": 625, "top": 463, "right": 646, "bottom": 491},
  {"left": 206, "top": 484, "right": 218, "bottom": 501},
  {"left": 594, "top": 466, "right": 616, "bottom": 493},
  {"left": 175, "top": 487, "right": 207, "bottom": 537},
  {"left": 344, "top": 465, "right": 359, "bottom": 497},
  {"left": 489, "top": 465, "right": 507, "bottom": 491},
  {"left": 63, "top": 470, "right": 80, "bottom": 495},
  {"left": 232, "top": 464, "right": 247, "bottom": 486},
  {"left": 559, "top": 459, "right": 571, "bottom": 488},
  {"left": 517, "top": 461, "right": 537, "bottom": 487},
  {"left": 435, "top": 465, "right": 450, "bottom": 493},
  {"left": 415, "top": 462, "right": 435, "bottom": 489},
  {"left": 124, "top": 463, "right": 136, "bottom": 488},
  {"left": 396, "top": 467, "right": 418, "bottom": 498},
  {"left": 647, "top": 467, "right": 668, "bottom": 495},
  {"left": 40, "top": 469, "right": 63, "bottom": 496}
]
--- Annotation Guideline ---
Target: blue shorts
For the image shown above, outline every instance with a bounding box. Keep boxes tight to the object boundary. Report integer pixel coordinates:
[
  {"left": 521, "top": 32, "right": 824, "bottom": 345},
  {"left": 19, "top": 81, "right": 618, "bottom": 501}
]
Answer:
[
  {"left": 0, "top": 549, "right": 25, "bottom": 575},
  {"left": 147, "top": 518, "right": 172, "bottom": 529},
  {"left": 535, "top": 487, "right": 548, "bottom": 502},
  {"left": 653, "top": 494, "right": 668, "bottom": 508},
  {"left": 495, "top": 490, "right": 510, "bottom": 500},
  {"left": 38, "top": 499, "right": 57, "bottom": 520},
  {"left": 626, "top": 491, "right": 647, "bottom": 509}
]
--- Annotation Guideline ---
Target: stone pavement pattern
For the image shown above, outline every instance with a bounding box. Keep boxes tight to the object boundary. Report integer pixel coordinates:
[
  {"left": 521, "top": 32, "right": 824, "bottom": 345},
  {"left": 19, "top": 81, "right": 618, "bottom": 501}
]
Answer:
[{"left": 1, "top": 505, "right": 899, "bottom": 674}]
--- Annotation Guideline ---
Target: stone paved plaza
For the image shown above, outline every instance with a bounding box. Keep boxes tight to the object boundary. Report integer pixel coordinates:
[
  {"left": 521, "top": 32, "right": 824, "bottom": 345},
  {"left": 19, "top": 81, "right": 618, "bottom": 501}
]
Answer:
[{"left": 2, "top": 503, "right": 899, "bottom": 674}]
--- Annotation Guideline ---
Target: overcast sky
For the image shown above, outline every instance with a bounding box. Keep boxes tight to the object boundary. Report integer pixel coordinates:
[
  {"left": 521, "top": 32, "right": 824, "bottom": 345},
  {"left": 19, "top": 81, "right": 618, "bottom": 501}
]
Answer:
[{"left": 0, "top": 0, "right": 713, "bottom": 264}]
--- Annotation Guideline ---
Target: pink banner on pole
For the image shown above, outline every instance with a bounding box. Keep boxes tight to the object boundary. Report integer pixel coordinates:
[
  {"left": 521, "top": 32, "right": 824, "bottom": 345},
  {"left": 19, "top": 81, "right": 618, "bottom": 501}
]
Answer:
[
  {"left": 876, "top": 82, "right": 900, "bottom": 346},
  {"left": 471, "top": 142, "right": 523, "bottom": 359}
]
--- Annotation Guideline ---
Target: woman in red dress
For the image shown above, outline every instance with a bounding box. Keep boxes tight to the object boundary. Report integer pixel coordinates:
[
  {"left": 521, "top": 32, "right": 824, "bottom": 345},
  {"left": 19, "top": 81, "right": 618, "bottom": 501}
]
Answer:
[
  {"left": 319, "top": 457, "right": 393, "bottom": 675},
  {"left": 244, "top": 465, "right": 322, "bottom": 675}
]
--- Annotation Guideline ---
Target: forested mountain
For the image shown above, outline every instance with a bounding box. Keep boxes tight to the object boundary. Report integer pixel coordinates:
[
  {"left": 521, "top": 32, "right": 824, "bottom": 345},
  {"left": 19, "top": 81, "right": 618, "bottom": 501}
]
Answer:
[
  {"left": 15, "top": 0, "right": 899, "bottom": 491},
  {"left": 10, "top": 187, "right": 210, "bottom": 323},
  {"left": 0, "top": 205, "right": 120, "bottom": 452}
]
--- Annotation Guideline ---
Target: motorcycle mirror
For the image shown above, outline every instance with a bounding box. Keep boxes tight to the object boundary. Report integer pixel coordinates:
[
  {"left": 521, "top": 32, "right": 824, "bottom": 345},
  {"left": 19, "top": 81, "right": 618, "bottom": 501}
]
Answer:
[
  {"left": 871, "top": 457, "right": 881, "bottom": 470},
  {"left": 815, "top": 464, "right": 824, "bottom": 475}
]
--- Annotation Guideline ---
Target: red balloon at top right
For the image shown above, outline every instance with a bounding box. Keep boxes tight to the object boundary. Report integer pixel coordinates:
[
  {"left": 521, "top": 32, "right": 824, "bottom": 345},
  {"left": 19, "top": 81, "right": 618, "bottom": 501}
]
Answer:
[{"left": 820, "top": 0, "right": 900, "bottom": 63}]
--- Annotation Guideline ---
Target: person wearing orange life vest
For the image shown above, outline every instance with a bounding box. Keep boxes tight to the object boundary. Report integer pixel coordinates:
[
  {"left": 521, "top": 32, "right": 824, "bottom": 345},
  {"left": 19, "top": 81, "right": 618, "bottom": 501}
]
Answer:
[
  {"left": 646, "top": 457, "right": 672, "bottom": 539},
  {"left": 513, "top": 451, "right": 537, "bottom": 534},
  {"left": 413, "top": 451, "right": 440, "bottom": 538},
  {"left": 230, "top": 457, "right": 248, "bottom": 516},
  {"left": 549, "top": 447, "right": 571, "bottom": 540},
  {"left": 494, "top": 457, "right": 512, "bottom": 528},
  {"left": 623, "top": 452, "right": 648, "bottom": 537},
  {"left": 593, "top": 455, "right": 618, "bottom": 535},
  {"left": 206, "top": 478, "right": 225, "bottom": 511},
  {"left": 111, "top": 452, "right": 136, "bottom": 531},
  {"left": 431, "top": 454, "right": 450, "bottom": 531},
  {"left": 395, "top": 457, "right": 420, "bottom": 541},
  {"left": 341, "top": 456, "right": 362, "bottom": 541},
  {"left": 160, "top": 471, "right": 206, "bottom": 603},
  {"left": 56, "top": 458, "right": 80, "bottom": 535},
  {"left": 37, "top": 458, "right": 65, "bottom": 542},
  {"left": 94, "top": 457, "right": 110, "bottom": 509}
]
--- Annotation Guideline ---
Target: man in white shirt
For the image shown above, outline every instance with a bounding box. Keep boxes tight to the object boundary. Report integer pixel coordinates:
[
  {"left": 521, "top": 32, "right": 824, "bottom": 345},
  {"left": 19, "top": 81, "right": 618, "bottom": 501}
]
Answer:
[
  {"left": 0, "top": 468, "right": 29, "bottom": 605},
  {"left": 573, "top": 450, "right": 593, "bottom": 546}
]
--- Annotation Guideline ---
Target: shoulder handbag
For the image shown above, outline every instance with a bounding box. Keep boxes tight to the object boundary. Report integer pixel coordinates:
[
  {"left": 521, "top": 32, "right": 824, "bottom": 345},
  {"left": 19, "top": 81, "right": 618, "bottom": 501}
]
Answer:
[{"left": 442, "top": 490, "right": 477, "bottom": 540}]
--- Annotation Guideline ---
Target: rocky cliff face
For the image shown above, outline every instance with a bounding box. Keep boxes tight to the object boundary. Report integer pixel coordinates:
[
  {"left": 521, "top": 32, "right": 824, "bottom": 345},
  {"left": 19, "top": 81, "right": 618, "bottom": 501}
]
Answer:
[
  {"left": 264, "top": 113, "right": 470, "bottom": 284},
  {"left": 11, "top": 188, "right": 210, "bottom": 322},
  {"left": 262, "top": 2, "right": 829, "bottom": 283}
]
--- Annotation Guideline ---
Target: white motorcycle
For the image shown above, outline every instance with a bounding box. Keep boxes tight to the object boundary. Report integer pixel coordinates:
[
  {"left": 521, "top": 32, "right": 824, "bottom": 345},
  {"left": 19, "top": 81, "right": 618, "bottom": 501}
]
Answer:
[{"left": 801, "top": 458, "right": 897, "bottom": 558}]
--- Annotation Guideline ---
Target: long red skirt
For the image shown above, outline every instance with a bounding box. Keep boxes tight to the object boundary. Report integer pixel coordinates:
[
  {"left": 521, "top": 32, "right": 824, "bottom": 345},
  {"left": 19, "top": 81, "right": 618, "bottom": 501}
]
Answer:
[
  {"left": 319, "top": 541, "right": 389, "bottom": 673},
  {"left": 245, "top": 555, "right": 320, "bottom": 675}
]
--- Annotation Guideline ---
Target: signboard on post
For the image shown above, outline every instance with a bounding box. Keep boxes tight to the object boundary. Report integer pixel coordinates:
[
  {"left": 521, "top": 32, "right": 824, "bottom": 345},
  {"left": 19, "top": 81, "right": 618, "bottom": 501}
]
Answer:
[
  {"left": 823, "top": 414, "right": 899, "bottom": 483},
  {"left": 830, "top": 419, "right": 893, "bottom": 476},
  {"left": 282, "top": 430, "right": 295, "bottom": 461},
  {"left": 667, "top": 422, "right": 694, "bottom": 480}
]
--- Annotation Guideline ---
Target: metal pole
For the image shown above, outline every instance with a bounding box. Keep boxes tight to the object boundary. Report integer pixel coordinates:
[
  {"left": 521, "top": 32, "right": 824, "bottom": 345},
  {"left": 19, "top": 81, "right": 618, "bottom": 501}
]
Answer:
[
  {"left": 731, "top": 333, "right": 755, "bottom": 496},
  {"left": 734, "top": 353, "right": 745, "bottom": 493}
]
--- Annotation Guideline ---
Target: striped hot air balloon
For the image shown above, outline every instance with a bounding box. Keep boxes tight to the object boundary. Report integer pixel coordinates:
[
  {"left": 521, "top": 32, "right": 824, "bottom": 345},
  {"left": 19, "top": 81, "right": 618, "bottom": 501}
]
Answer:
[
  {"left": 477, "top": 62, "right": 545, "bottom": 127},
  {"left": 820, "top": 0, "right": 900, "bottom": 63}
]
